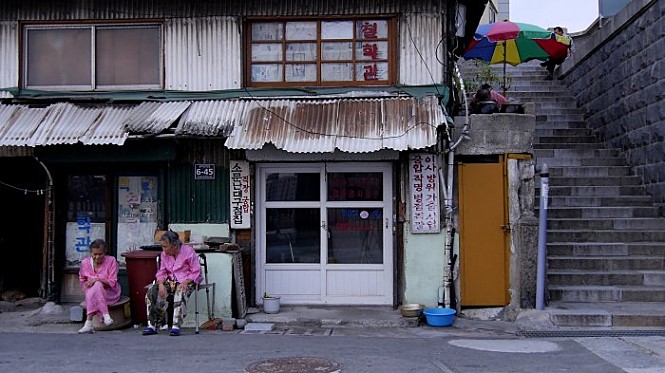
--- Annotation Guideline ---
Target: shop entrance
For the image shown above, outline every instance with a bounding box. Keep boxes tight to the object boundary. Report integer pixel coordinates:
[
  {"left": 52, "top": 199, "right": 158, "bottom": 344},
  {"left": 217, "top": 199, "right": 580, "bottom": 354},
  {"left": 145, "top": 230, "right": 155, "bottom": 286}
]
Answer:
[{"left": 256, "top": 163, "right": 393, "bottom": 305}]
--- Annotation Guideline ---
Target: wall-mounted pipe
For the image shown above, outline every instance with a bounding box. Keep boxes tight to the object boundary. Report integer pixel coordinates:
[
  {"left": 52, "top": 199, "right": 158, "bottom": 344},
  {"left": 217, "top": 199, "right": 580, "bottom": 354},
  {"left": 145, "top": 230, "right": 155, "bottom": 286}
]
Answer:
[
  {"left": 36, "top": 158, "right": 55, "bottom": 300},
  {"left": 536, "top": 164, "right": 549, "bottom": 310}
]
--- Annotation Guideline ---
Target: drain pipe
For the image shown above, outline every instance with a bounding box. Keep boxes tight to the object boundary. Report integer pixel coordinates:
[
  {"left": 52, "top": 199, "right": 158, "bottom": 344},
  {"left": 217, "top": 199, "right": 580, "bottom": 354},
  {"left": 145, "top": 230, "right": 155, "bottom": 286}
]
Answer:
[
  {"left": 438, "top": 62, "right": 471, "bottom": 309},
  {"left": 536, "top": 164, "right": 549, "bottom": 310},
  {"left": 36, "top": 158, "right": 55, "bottom": 300}
]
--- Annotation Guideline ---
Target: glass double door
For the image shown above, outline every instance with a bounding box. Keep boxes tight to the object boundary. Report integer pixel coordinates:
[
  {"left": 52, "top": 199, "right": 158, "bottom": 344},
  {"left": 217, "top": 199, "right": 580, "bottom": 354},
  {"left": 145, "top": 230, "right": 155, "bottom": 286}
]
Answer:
[{"left": 257, "top": 163, "right": 393, "bottom": 305}]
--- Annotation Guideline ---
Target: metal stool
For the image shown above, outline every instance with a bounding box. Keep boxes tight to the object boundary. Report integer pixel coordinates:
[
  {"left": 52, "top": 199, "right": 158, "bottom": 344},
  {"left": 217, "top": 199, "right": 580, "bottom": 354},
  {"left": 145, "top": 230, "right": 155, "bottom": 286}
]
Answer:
[{"left": 194, "top": 252, "right": 216, "bottom": 334}]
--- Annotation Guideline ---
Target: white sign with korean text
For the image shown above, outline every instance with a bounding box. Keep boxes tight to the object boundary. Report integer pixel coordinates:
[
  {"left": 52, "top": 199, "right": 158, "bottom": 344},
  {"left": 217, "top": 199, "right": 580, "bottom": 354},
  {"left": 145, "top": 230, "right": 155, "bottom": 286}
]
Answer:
[
  {"left": 230, "top": 160, "right": 251, "bottom": 229},
  {"left": 409, "top": 153, "right": 440, "bottom": 233}
]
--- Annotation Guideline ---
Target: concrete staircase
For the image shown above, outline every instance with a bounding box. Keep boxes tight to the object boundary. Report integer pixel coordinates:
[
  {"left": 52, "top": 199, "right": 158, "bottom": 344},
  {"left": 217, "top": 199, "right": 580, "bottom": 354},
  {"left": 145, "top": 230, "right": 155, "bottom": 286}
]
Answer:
[
  {"left": 500, "top": 62, "right": 665, "bottom": 329},
  {"left": 458, "top": 60, "right": 665, "bottom": 329}
]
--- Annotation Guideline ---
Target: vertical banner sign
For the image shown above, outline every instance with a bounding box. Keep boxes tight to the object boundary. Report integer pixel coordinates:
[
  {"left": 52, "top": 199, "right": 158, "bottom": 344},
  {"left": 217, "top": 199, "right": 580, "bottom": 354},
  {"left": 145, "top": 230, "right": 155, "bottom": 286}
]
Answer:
[
  {"left": 230, "top": 161, "right": 251, "bottom": 229},
  {"left": 409, "top": 153, "right": 440, "bottom": 233}
]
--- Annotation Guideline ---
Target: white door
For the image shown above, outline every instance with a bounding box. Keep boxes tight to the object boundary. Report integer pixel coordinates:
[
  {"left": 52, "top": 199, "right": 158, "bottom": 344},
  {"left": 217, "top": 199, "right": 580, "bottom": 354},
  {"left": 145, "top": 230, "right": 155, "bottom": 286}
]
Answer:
[{"left": 257, "top": 162, "right": 393, "bottom": 305}]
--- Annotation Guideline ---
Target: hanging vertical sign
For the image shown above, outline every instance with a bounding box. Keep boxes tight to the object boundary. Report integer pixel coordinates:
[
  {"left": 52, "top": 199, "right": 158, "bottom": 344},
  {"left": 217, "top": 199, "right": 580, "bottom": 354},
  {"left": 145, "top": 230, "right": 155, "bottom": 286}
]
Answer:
[
  {"left": 409, "top": 153, "right": 440, "bottom": 233},
  {"left": 230, "top": 160, "right": 251, "bottom": 229}
]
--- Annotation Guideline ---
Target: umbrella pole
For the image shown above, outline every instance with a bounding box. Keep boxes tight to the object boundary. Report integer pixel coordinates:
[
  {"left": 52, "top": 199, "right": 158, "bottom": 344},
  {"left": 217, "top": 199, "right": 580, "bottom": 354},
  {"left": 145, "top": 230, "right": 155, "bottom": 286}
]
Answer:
[{"left": 502, "top": 41, "right": 507, "bottom": 97}]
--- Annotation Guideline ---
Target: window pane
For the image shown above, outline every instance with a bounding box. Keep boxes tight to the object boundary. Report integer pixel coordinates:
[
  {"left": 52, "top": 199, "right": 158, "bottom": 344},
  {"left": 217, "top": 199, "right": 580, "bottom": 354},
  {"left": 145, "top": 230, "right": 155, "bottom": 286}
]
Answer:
[
  {"left": 328, "top": 208, "right": 383, "bottom": 264},
  {"left": 26, "top": 28, "right": 91, "bottom": 87},
  {"left": 65, "top": 175, "right": 106, "bottom": 267},
  {"left": 356, "top": 20, "right": 389, "bottom": 39},
  {"left": 285, "top": 21, "right": 317, "bottom": 40},
  {"left": 286, "top": 43, "right": 316, "bottom": 61},
  {"left": 321, "top": 21, "right": 353, "bottom": 39},
  {"left": 252, "top": 23, "right": 283, "bottom": 41},
  {"left": 96, "top": 26, "right": 161, "bottom": 86},
  {"left": 251, "top": 64, "right": 283, "bottom": 82},
  {"left": 266, "top": 172, "right": 320, "bottom": 201},
  {"left": 356, "top": 62, "right": 388, "bottom": 81},
  {"left": 327, "top": 172, "right": 383, "bottom": 201},
  {"left": 266, "top": 208, "right": 320, "bottom": 263},
  {"left": 321, "top": 63, "right": 353, "bottom": 81},
  {"left": 252, "top": 43, "right": 283, "bottom": 62},
  {"left": 322, "top": 42, "right": 353, "bottom": 60},
  {"left": 285, "top": 64, "right": 317, "bottom": 82},
  {"left": 117, "top": 176, "right": 159, "bottom": 264},
  {"left": 356, "top": 41, "right": 389, "bottom": 61}
]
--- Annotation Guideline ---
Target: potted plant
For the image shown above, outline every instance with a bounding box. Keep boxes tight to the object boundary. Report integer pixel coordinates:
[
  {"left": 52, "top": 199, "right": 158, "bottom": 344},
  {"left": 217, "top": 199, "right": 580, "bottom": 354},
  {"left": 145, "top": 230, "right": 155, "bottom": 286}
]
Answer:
[{"left": 262, "top": 292, "right": 281, "bottom": 314}]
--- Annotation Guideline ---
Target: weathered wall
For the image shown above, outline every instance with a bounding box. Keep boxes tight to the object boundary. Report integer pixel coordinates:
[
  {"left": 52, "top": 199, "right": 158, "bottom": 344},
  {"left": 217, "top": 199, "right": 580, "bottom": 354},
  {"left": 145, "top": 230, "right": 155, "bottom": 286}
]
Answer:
[{"left": 560, "top": 0, "right": 665, "bottom": 205}]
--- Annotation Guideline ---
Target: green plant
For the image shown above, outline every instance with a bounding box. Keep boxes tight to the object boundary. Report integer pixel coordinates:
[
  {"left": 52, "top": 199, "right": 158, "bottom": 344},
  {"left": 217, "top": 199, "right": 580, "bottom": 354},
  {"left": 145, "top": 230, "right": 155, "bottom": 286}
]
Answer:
[{"left": 466, "top": 60, "right": 512, "bottom": 95}]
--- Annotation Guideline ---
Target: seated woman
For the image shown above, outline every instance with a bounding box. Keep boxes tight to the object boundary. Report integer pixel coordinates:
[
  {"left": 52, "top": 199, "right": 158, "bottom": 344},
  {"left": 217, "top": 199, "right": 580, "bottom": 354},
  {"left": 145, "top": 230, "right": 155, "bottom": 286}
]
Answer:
[
  {"left": 470, "top": 88, "right": 499, "bottom": 114},
  {"left": 78, "top": 239, "right": 121, "bottom": 334},
  {"left": 142, "top": 231, "right": 202, "bottom": 336}
]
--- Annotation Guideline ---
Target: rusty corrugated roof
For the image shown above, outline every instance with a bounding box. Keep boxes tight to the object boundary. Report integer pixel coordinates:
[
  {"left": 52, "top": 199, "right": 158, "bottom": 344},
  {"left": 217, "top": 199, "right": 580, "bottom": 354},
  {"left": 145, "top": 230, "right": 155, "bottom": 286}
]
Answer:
[{"left": 221, "top": 96, "right": 444, "bottom": 153}]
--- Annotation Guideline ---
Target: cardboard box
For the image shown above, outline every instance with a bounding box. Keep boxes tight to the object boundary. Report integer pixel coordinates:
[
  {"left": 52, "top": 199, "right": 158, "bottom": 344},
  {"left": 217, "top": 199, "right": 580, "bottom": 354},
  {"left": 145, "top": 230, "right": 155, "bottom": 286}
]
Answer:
[{"left": 154, "top": 230, "right": 191, "bottom": 243}]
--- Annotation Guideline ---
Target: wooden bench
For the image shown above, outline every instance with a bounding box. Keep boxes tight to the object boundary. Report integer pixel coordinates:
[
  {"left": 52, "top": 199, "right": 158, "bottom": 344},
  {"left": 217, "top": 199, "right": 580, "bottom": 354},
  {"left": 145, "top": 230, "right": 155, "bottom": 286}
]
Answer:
[{"left": 80, "top": 295, "right": 132, "bottom": 331}]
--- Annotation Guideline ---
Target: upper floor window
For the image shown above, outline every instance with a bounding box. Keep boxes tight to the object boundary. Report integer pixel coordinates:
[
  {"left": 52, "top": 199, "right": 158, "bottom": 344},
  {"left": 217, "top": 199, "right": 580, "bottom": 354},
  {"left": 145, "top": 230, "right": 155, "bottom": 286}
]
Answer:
[
  {"left": 23, "top": 23, "right": 163, "bottom": 90},
  {"left": 246, "top": 17, "right": 396, "bottom": 87}
]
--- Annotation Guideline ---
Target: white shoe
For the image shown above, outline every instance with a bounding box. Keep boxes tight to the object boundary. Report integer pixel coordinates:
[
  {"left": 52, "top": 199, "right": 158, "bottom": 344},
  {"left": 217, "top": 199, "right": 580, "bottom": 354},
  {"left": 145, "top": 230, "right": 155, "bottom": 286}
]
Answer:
[
  {"left": 102, "top": 314, "right": 114, "bottom": 326},
  {"left": 78, "top": 320, "right": 94, "bottom": 334}
]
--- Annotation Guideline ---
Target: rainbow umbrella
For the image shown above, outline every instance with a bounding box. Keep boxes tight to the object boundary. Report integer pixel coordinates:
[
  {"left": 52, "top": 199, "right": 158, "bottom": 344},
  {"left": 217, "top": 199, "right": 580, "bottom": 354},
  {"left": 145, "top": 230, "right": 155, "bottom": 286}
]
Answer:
[{"left": 463, "top": 21, "right": 568, "bottom": 94}]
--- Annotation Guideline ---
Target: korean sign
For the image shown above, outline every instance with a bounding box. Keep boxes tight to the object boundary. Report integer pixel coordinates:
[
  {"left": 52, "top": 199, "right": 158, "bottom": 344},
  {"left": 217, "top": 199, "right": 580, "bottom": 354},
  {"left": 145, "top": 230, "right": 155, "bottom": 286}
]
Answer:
[
  {"left": 409, "top": 153, "right": 440, "bottom": 233},
  {"left": 230, "top": 160, "right": 251, "bottom": 229}
]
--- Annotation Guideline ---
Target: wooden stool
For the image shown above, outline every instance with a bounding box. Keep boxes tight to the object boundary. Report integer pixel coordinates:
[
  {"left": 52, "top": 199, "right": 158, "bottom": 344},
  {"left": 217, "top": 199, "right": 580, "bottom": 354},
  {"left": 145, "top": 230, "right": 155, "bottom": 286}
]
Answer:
[{"left": 81, "top": 295, "right": 132, "bottom": 331}]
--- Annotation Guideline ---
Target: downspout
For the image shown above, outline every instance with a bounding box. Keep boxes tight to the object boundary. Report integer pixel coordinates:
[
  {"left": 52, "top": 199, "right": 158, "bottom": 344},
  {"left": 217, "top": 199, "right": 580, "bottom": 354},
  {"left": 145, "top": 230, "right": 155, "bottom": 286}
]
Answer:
[
  {"left": 36, "top": 158, "right": 55, "bottom": 300},
  {"left": 438, "top": 61, "right": 470, "bottom": 309}
]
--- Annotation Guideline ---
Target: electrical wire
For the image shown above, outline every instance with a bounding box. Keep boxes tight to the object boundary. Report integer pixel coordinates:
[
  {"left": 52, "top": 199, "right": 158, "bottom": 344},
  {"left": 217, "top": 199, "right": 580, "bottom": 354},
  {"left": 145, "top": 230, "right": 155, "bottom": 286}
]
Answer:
[{"left": 0, "top": 180, "right": 49, "bottom": 195}]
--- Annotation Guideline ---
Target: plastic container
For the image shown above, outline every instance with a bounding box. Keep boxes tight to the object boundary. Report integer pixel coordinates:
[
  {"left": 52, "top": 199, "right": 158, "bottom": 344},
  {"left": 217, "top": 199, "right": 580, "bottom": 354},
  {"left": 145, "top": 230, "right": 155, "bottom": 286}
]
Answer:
[
  {"left": 262, "top": 296, "right": 281, "bottom": 314},
  {"left": 423, "top": 307, "right": 456, "bottom": 327},
  {"left": 121, "top": 250, "right": 160, "bottom": 325}
]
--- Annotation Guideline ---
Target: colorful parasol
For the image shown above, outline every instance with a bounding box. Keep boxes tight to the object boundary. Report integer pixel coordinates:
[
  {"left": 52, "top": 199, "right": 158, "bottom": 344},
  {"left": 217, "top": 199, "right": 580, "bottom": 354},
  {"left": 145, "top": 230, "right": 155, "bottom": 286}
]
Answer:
[{"left": 463, "top": 21, "right": 569, "bottom": 94}]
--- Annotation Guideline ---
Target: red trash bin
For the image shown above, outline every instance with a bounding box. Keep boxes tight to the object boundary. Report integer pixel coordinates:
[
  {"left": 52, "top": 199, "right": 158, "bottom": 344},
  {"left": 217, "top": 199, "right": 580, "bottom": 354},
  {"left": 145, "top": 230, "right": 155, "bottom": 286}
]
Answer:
[{"left": 121, "top": 250, "right": 160, "bottom": 326}]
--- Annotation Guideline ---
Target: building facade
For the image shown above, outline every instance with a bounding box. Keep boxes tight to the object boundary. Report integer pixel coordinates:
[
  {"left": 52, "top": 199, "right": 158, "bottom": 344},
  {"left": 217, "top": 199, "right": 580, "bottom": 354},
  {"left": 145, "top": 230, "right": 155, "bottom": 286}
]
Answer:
[{"left": 0, "top": 0, "right": 495, "bottom": 313}]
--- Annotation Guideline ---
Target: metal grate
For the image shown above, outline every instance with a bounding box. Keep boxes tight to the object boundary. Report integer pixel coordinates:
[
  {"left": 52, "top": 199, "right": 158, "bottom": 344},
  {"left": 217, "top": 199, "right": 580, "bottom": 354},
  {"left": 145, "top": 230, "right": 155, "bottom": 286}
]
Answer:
[{"left": 520, "top": 329, "right": 665, "bottom": 338}]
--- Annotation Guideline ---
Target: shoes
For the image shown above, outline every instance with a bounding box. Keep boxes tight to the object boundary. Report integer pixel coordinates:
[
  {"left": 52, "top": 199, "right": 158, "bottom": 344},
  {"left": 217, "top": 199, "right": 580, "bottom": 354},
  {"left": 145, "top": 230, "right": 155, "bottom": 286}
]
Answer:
[
  {"left": 544, "top": 75, "right": 553, "bottom": 80},
  {"left": 142, "top": 327, "right": 158, "bottom": 335},
  {"left": 78, "top": 321, "right": 94, "bottom": 334},
  {"left": 169, "top": 327, "right": 181, "bottom": 336},
  {"left": 102, "top": 314, "right": 114, "bottom": 326}
]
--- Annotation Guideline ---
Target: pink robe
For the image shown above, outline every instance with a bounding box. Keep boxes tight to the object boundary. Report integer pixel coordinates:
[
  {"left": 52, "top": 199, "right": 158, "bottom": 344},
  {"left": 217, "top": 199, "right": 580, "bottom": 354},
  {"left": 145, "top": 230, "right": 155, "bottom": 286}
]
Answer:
[{"left": 79, "top": 255, "right": 121, "bottom": 318}]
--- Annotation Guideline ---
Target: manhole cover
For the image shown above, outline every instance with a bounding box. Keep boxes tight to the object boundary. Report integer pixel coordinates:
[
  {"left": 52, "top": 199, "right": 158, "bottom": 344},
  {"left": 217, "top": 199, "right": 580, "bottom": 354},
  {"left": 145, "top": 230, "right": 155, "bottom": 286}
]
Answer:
[{"left": 245, "top": 357, "right": 341, "bottom": 373}]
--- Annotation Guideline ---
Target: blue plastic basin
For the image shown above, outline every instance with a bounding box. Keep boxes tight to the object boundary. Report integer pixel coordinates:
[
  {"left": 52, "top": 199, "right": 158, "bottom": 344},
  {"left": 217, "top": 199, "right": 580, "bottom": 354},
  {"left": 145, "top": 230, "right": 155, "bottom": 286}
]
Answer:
[{"left": 423, "top": 308, "right": 456, "bottom": 327}]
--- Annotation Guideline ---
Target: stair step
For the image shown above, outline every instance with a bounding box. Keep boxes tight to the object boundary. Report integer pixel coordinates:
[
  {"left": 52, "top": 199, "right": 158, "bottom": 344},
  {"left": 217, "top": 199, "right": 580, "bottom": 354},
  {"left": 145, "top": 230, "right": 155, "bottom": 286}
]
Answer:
[
  {"left": 543, "top": 302, "right": 665, "bottom": 328},
  {"left": 537, "top": 136, "right": 598, "bottom": 143},
  {"left": 548, "top": 166, "right": 632, "bottom": 177},
  {"left": 548, "top": 285, "right": 665, "bottom": 302},
  {"left": 534, "top": 142, "right": 606, "bottom": 149},
  {"left": 547, "top": 242, "right": 665, "bottom": 256},
  {"left": 549, "top": 270, "right": 665, "bottom": 287},
  {"left": 548, "top": 230, "right": 665, "bottom": 242},
  {"left": 546, "top": 207, "right": 661, "bottom": 218},
  {"left": 536, "top": 158, "right": 627, "bottom": 167},
  {"left": 545, "top": 185, "right": 647, "bottom": 197},
  {"left": 544, "top": 196, "right": 654, "bottom": 207},
  {"left": 548, "top": 176, "right": 641, "bottom": 187},
  {"left": 547, "top": 218, "right": 665, "bottom": 230},
  {"left": 548, "top": 256, "right": 665, "bottom": 270},
  {"left": 534, "top": 148, "right": 621, "bottom": 158},
  {"left": 535, "top": 128, "right": 591, "bottom": 136}
]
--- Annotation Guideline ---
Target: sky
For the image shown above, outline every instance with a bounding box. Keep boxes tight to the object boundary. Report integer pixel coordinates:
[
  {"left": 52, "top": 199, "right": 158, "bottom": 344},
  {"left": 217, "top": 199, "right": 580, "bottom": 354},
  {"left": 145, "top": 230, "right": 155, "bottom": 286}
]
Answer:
[{"left": 509, "top": 0, "right": 599, "bottom": 33}]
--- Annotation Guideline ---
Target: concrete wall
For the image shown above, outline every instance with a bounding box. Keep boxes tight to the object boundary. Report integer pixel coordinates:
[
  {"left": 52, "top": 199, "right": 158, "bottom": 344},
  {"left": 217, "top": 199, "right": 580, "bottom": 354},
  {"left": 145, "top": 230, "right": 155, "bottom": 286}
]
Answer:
[
  {"left": 560, "top": 0, "right": 665, "bottom": 206},
  {"left": 402, "top": 229, "right": 446, "bottom": 308}
]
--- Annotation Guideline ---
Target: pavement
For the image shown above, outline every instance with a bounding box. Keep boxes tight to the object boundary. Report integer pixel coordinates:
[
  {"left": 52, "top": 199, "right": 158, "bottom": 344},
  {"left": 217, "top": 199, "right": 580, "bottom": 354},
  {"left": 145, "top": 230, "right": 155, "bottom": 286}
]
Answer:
[{"left": 2, "top": 297, "right": 665, "bottom": 340}]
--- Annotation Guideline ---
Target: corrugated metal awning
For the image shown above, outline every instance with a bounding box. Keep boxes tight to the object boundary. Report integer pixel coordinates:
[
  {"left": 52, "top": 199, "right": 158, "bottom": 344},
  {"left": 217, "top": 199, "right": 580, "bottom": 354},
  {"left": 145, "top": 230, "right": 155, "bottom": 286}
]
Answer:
[
  {"left": 124, "top": 101, "right": 191, "bottom": 134},
  {"left": 219, "top": 96, "right": 444, "bottom": 153},
  {"left": 0, "top": 102, "right": 187, "bottom": 147}
]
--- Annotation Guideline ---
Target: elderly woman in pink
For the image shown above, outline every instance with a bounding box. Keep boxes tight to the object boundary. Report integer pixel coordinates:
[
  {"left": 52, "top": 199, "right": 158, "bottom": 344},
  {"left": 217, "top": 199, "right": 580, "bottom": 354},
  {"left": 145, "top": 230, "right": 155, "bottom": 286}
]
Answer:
[
  {"left": 142, "top": 231, "right": 201, "bottom": 336},
  {"left": 78, "top": 239, "right": 121, "bottom": 334}
]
